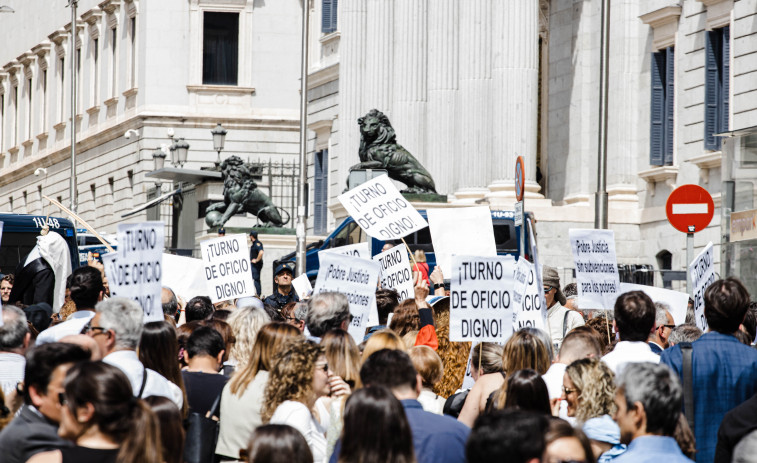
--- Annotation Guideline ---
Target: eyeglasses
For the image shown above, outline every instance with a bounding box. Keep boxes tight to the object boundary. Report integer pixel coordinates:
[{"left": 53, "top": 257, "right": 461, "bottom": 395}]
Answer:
[
  {"left": 544, "top": 286, "right": 553, "bottom": 294},
  {"left": 315, "top": 362, "right": 329, "bottom": 373},
  {"left": 562, "top": 386, "right": 577, "bottom": 395},
  {"left": 662, "top": 324, "right": 675, "bottom": 329},
  {"left": 82, "top": 322, "right": 107, "bottom": 336}
]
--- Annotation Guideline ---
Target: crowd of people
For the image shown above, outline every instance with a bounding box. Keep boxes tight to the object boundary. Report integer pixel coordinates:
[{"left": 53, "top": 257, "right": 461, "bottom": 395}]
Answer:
[{"left": 1, "top": 247, "right": 757, "bottom": 463}]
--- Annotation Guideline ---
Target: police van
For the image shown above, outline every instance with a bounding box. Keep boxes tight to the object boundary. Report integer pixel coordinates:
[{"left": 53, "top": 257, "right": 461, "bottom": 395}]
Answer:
[
  {"left": 274, "top": 209, "right": 536, "bottom": 283},
  {"left": 0, "top": 213, "right": 80, "bottom": 276}
]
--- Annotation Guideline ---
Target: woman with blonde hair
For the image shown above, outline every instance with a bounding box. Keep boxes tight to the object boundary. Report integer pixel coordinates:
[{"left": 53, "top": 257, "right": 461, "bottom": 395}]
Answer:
[
  {"left": 216, "top": 322, "right": 302, "bottom": 461},
  {"left": 320, "top": 330, "right": 360, "bottom": 456},
  {"left": 226, "top": 304, "right": 271, "bottom": 373},
  {"left": 360, "top": 329, "right": 405, "bottom": 363},
  {"left": 263, "top": 340, "right": 332, "bottom": 463}
]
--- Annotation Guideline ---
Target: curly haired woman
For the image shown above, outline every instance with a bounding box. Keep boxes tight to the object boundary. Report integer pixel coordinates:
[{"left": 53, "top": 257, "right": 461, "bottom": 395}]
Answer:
[{"left": 262, "top": 340, "right": 331, "bottom": 463}]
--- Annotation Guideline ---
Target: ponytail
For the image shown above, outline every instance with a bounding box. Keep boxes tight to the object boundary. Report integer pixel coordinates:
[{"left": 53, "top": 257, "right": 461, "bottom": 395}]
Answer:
[{"left": 117, "top": 399, "right": 163, "bottom": 463}]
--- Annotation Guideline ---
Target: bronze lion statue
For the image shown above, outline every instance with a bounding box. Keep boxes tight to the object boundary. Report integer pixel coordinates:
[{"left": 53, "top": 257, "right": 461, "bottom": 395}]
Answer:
[
  {"left": 349, "top": 109, "right": 437, "bottom": 194},
  {"left": 205, "top": 156, "right": 288, "bottom": 228}
]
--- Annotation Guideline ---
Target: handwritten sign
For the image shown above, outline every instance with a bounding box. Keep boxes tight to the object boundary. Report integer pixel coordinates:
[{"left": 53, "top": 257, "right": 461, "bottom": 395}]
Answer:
[
  {"left": 338, "top": 174, "right": 427, "bottom": 240},
  {"left": 450, "top": 255, "right": 515, "bottom": 342},
  {"left": 320, "top": 242, "right": 371, "bottom": 259},
  {"left": 313, "top": 252, "right": 381, "bottom": 342},
  {"left": 689, "top": 242, "right": 715, "bottom": 331},
  {"left": 427, "top": 207, "right": 497, "bottom": 277},
  {"left": 102, "top": 222, "right": 164, "bottom": 323},
  {"left": 373, "top": 243, "right": 414, "bottom": 300},
  {"left": 570, "top": 229, "right": 620, "bottom": 310},
  {"left": 201, "top": 234, "right": 256, "bottom": 303}
]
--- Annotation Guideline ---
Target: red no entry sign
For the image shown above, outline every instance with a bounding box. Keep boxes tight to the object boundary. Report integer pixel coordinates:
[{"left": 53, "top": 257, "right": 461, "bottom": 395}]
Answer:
[
  {"left": 666, "top": 184, "right": 714, "bottom": 234},
  {"left": 515, "top": 156, "right": 525, "bottom": 202}
]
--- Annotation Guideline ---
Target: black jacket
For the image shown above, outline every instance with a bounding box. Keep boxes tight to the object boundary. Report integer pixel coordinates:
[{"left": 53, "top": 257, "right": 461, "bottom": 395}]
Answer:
[
  {"left": 0, "top": 404, "right": 72, "bottom": 463},
  {"left": 8, "top": 257, "right": 55, "bottom": 307}
]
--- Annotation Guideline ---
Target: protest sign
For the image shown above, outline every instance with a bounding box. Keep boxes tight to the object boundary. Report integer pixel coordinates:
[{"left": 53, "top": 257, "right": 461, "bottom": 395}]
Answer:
[
  {"left": 512, "top": 258, "right": 546, "bottom": 331},
  {"left": 320, "top": 242, "right": 371, "bottom": 259},
  {"left": 373, "top": 243, "right": 414, "bottom": 300},
  {"left": 338, "top": 174, "right": 427, "bottom": 240},
  {"left": 570, "top": 229, "right": 620, "bottom": 310},
  {"left": 201, "top": 234, "right": 256, "bottom": 303},
  {"left": 527, "top": 218, "right": 548, "bottom": 328},
  {"left": 450, "top": 255, "right": 515, "bottom": 342},
  {"left": 0, "top": 221, "right": 4, "bottom": 248},
  {"left": 291, "top": 273, "right": 313, "bottom": 299},
  {"left": 619, "top": 282, "right": 689, "bottom": 326},
  {"left": 427, "top": 207, "right": 497, "bottom": 277},
  {"left": 313, "top": 252, "right": 381, "bottom": 342},
  {"left": 102, "top": 222, "right": 164, "bottom": 323},
  {"left": 689, "top": 242, "right": 715, "bottom": 331},
  {"left": 162, "top": 253, "right": 206, "bottom": 305}
]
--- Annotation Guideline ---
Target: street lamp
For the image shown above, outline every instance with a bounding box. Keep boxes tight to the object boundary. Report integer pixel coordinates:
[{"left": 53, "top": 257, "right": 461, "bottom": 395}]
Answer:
[
  {"left": 211, "top": 123, "right": 227, "bottom": 167},
  {"left": 152, "top": 148, "right": 166, "bottom": 171},
  {"left": 0, "top": 5, "right": 15, "bottom": 13},
  {"left": 170, "top": 138, "right": 189, "bottom": 168}
]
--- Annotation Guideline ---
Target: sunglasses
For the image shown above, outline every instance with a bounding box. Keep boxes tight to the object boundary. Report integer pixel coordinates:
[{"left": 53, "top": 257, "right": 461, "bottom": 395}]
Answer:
[
  {"left": 544, "top": 286, "right": 553, "bottom": 294},
  {"left": 315, "top": 362, "right": 329, "bottom": 373}
]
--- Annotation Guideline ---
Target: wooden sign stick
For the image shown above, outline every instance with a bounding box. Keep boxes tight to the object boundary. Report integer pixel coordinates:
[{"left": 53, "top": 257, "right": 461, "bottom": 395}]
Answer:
[{"left": 42, "top": 194, "right": 115, "bottom": 252}]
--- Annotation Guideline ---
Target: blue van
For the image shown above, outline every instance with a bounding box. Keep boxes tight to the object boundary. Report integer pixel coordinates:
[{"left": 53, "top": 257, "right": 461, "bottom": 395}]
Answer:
[
  {"left": 76, "top": 229, "right": 117, "bottom": 266},
  {"left": 274, "top": 209, "right": 536, "bottom": 282},
  {"left": 0, "top": 213, "right": 80, "bottom": 276}
]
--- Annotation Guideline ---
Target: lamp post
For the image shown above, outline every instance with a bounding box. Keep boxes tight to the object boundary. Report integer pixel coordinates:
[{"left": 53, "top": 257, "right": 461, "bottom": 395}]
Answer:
[
  {"left": 67, "top": 0, "right": 78, "bottom": 213},
  {"left": 211, "top": 123, "right": 227, "bottom": 168},
  {"left": 170, "top": 138, "right": 189, "bottom": 168},
  {"left": 295, "top": 0, "right": 310, "bottom": 276}
]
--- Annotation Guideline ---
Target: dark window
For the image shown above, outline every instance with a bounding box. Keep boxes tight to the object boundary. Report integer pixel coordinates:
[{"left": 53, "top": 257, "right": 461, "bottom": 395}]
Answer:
[
  {"left": 313, "top": 150, "right": 329, "bottom": 234},
  {"left": 704, "top": 26, "right": 730, "bottom": 150},
  {"left": 650, "top": 46, "right": 674, "bottom": 166},
  {"left": 322, "top": 0, "right": 338, "bottom": 33},
  {"left": 203, "top": 12, "right": 239, "bottom": 85}
]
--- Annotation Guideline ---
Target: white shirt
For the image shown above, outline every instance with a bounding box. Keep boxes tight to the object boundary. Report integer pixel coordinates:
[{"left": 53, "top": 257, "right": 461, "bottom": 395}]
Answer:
[
  {"left": 547, "top": 302, "right": 585, "bottom": 351},
  {"left": 270, "top": 400, "right": 327, "bottom": 463},
  {"left": 103, "top": 350, "right": 183, "bottom": 409},
  {"left": 0, "top": 352, "right": 25, "bottom": 397},
  {"left": 542, "top": 363, "right": 572, "bottom": 422},
  {"left": 417, "top": 388, "right": 446, "bottom": 415},
  {"left": 35, "top": 311, "right": 95, "bottom": 345},
  {"left": 601, "top": 341, "right": 660, "bottom": 375}
]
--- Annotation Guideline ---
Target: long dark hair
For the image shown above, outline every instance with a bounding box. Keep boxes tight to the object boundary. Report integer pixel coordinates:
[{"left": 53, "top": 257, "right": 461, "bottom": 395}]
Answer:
[
  {"left": 63, "top": 361, "right": 162, "bottom": 463},
  {"left": 504, "top": 369, "right": 551, "bottom": 415},
  {"left": 138, "top": 321, "right": 188, "bottom": 416},
  {"left": 246, "top": 424, "right": 313, "bottom": 463},
  {"left": 338, "top": 387, "right": 416, "bottom": 463},
  {"left": 144, "top": 396, "right": 184, "bottom": 463}
]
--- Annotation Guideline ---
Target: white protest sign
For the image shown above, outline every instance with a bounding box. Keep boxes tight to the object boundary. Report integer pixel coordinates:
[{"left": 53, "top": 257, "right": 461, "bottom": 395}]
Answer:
[
  {"left": 512, "top": 258, "right": 546, "bottom": 331},
  {"left": 619, "top": 282, "right": 689, "bottom": 326},
  {"left": 291, "top": 273, "right": 313, "bottom": 299},
  {"left": 0, "top": 221, "right": 4, "bottom": 249},
  {"left": 450, "top": 255, "right": 515, "bottom": 342},
  {"left": 338, "top": 174, "right": 427, "bottom": 240},
  {"left": 201, "top": 234, "right": 256, "bottom": 303},
  {"left": 320, "top": 242, "right": 371, "bottom": 259},
  {"left": 313, "top": 252, "right": 381, "bottom": 342},
  {"left": 527, "top": 218, "right": 548, "bottom": 328},
  {"left": 570, "top": 229, "right": 621, "bottom": 310},
  {"left": 373, "top": 243, "right": 414, "bottom": 301},
  {"left": 102, "top": 222, "right": 164, "bottom": 323},
  {"left": 689, "top": 242, "right": 715, "bottom": 331},
  {"left": 427, "top": 207, "right": 497, "bottom": 277},
  {"left": 161, "top": 253, "right": 207, "bottom": 305}
]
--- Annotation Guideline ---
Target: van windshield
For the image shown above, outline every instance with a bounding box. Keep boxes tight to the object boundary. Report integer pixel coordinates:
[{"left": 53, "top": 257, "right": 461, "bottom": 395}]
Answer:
[
  {"left": 330, "top": 221, "right": 364, "bottom": 248},
  {"left": 0, "top": 232, "right": 38, "bottom": 274}
]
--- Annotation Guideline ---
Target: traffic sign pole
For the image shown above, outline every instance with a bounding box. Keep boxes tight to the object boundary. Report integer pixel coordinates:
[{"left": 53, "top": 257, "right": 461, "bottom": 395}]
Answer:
[
  {"left": 515, "top": 156, "right": 525, "bottom": 259},
  {"left": 687, "top": 229, "right": 694, "bottom": 295}
]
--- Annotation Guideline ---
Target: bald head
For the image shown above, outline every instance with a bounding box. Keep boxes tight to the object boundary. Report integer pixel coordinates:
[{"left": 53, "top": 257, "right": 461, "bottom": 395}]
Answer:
[
  {"left": 59, "top": 334, "right": 102, "bottom": 360},
  {"left": 557, "top": 327, "right": 602, "bottom": 365}
]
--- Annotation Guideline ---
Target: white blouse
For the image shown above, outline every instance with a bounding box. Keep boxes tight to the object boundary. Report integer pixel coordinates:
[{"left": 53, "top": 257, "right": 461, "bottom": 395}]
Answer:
[{"left": 270, "top": 400, "right": 328, "bottom": 463}]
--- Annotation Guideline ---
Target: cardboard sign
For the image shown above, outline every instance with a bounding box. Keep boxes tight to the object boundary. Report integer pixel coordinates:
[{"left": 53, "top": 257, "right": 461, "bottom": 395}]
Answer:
[
  {"left": 320, "top": 242, "right": 371, "bottom": 259},
  {"left": 201, "top": 234, "right": 257, "bottom": 303},
  {"left": 338, "top": 174, "right": 427, "bottom": 240},
  {"left": 427, "top": 207, "right": 497, "bottom": 277},
  {"left": 689, "top": 242, "right": 715, "bottom": 331},
  {"left": 527, "top": 218, "right": 548, "bottom": 328},
  {"left": 373, "top": 243, "right": 414, "bottom": 300},
  {"left": 313, "top": 252, "right": 381, "bottom": 342},
  {"left": 291, "top": 274, "right": 313, "bottom": 299},
  {"left": 619, "top": 282, "right": 689, "bottom": 326},
  {"left": 102, "top": 222, "right": 164, "bottom": 323},
  {"left": 161, "top": 253, "right": 207, "bottom": 305},
  {"left": 450, "top": 255, "right": 515, "bottom": 342},
  {"left": 570, "top": 229, "right": 621, "bottom": 310}
]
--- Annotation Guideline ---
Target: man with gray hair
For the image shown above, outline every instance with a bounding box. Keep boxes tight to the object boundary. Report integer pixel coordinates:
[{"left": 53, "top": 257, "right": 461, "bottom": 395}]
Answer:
[
  {"left": 86, "top": 297, "right": 183, "bottom": 408},
  {"left": 648, "top": 302, "right": 675, "bottom": 354},
  {"left": 305, "top": 292, "right": 351, "bottom": 339},
  {"left": 0, "top": 305, "right": 30, "bottom": 396},
  {"left": 667, "top": 324, "right": 702, "bottom": 347},
  {"left": 613, "top": 362, "right": 693, "bottom": 462},
  {"left": 290, "top": 302, "right": 308, "bottom": 332}
]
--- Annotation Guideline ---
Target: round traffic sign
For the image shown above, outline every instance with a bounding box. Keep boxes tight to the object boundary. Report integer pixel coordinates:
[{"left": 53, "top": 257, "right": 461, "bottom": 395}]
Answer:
[
  {"left": 665, "top": 184, "right": 714, "bottom": 234},
  {"left": 515, "top": 156, "right": 525, "bottom": 202}
]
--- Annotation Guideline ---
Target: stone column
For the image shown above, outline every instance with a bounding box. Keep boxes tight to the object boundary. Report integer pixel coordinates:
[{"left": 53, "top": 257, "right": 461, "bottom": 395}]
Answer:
[
  {"left": 364, "top": 0, "right": 393, "bottom": 113},
  {"left": 426, "top": 0, "right": 458, "bottom": 195},
  {"left": 485, "top": 0, "right": 542, "bottom": 205},
  {"left": 392, "top": 0, "right": 428, "bottom": 174}
]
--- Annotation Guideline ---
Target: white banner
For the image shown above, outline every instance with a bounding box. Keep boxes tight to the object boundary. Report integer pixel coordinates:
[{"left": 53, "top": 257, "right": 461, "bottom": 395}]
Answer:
[
  {"left": 373, "top": 243, "right": 414, "bottom": 301},
  {"left": 338, "top": 174, "right": 427, "bottom": 240},
  {"left": 103, "top": 222, "right": 164, "bottom": 323},
  {"left": 320, "top": 242, "right": 371, "bottom": 259},
  {"left": 161, "top": 253, "right": 207, "bottom": 305},
  {"left": 427, "top": 207, "right": 497, "bottom": 277},
  {"left": 201, "top": 234, "right": 256, "bottom": 303},
  {"left": 291, "top": 274, "right": 313, "bottom": 299},
  {"left": 570, "top": 229, "right": 621, "bottom": 310},
  {"left": 619, "top": 282, "right": 689, "bottom": 326},
  {"left": 313, "top": 252, "right": 381, "bottom": 343},
  {"left": 450, "top": 255, "right": 515, "bottom": 342},
  {"left": 689, "top": 242, "right": 715, "bottom": 331}
]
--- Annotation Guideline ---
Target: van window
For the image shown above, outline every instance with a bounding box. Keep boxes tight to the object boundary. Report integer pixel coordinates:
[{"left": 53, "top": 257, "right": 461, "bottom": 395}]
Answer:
[
  {"left": 331, "top": 221, "right": 364, "bottom": 248},
  {"left": 493, "top": 223, "right": 514, "bottom": 252},
  {"left": 0, "top": 232, "right": 40, "bottom": 274}
]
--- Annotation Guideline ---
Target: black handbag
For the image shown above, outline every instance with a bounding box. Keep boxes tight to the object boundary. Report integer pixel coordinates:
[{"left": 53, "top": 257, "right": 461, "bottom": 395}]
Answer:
[{"left": 184, "top": 393, "right": 222, "bottom": 463}]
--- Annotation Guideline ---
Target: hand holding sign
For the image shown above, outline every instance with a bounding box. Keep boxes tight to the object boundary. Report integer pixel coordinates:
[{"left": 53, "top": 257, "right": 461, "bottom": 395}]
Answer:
[
  {"left": 373, "top": 243, "right": 414, "bottom": 301},
  {"left": 689, "top": 242, "right": 715, "bottom": 331},
  {"left": 569, "top": 229, "right": 620, "bottom": 310}
]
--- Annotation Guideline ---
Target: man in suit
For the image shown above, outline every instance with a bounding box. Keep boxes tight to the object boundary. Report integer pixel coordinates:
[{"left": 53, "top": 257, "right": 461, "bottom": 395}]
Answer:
[
  {"left": 649, "top": 302, "right": 675, "bottom": 354},
  {"left": 0, "top": 342, "right": 89, "bottom": 463}
]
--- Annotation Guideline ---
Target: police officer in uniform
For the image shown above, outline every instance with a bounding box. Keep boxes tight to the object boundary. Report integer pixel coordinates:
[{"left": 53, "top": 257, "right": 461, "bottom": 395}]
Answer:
[
  {"left": 249, "top": 230, "right": 264, "bottom": 296},
  {"left": 263, "top": 263, "right": 299, "bottom": 310}
]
